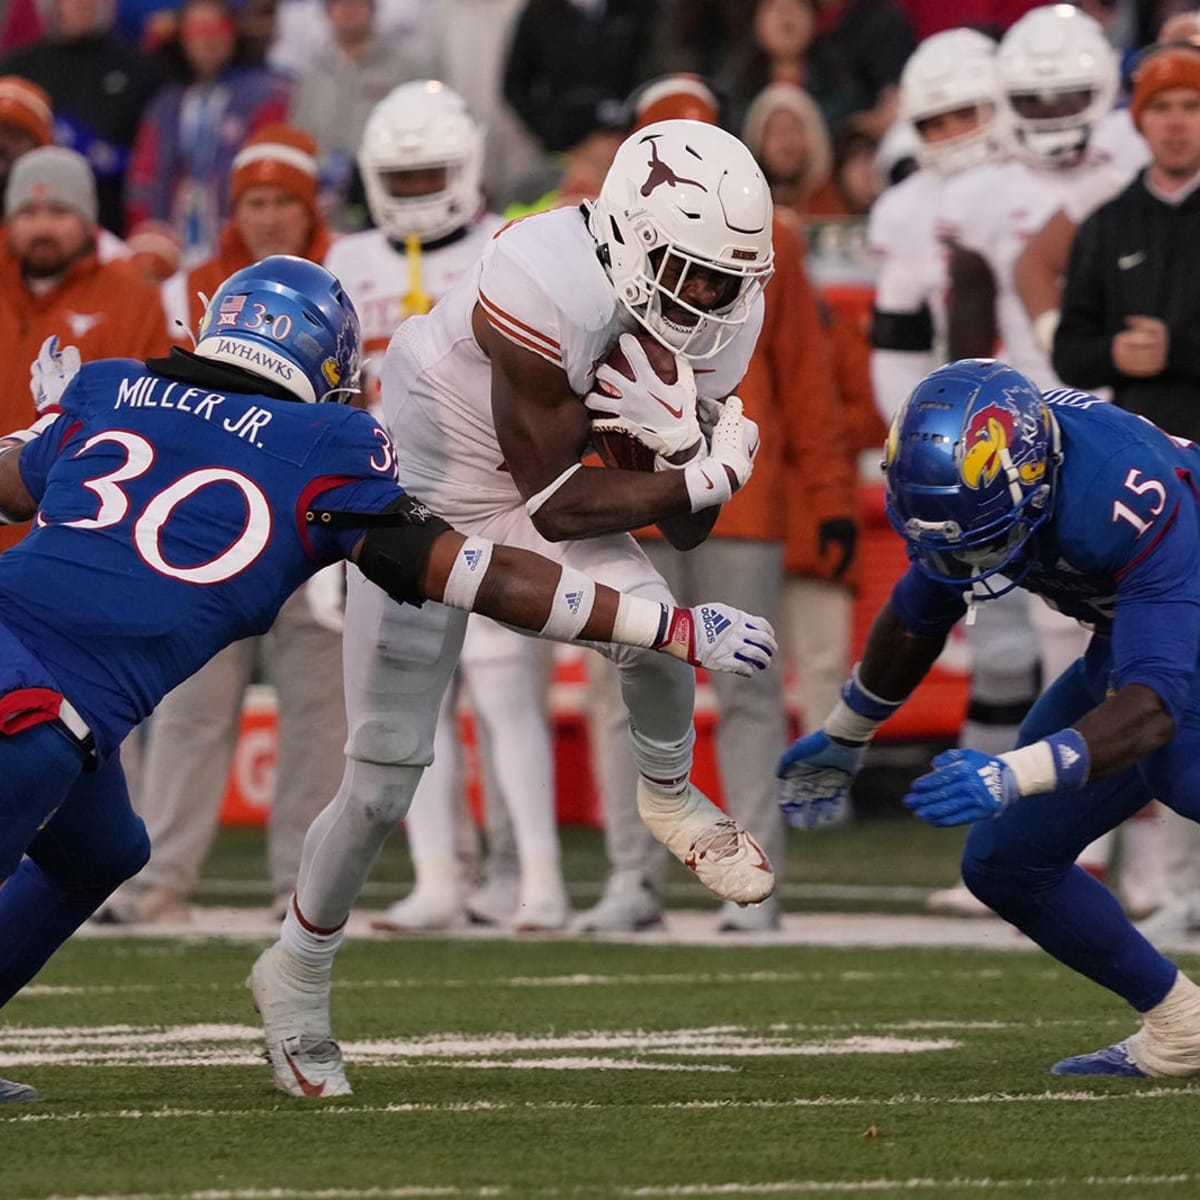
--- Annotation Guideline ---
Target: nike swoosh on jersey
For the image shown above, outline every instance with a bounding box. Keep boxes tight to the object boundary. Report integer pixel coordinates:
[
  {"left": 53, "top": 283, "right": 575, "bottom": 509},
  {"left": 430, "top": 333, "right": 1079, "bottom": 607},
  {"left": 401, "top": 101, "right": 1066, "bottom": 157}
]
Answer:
[
  {"left": 650, "top": 393, "right": 684, "bottom": 419},
  {"left": 1117, "top": 251, "right": 1145, "bottom": 270}
]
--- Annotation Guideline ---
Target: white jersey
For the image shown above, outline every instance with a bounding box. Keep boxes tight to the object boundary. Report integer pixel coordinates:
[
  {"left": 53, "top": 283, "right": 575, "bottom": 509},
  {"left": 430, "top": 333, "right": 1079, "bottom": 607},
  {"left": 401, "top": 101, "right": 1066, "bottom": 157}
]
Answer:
[
  {"left": 324, "top": 213, "right": 504, "bottom": 364},
  {"left": 940, "top": 152, "right": 1131, "bottom": 387},
  {"left": 380, "top": 203, "right": 762, "bottom": 523},
  {"left": 867, "top": 169, "right": 951, "bottom": 420}
]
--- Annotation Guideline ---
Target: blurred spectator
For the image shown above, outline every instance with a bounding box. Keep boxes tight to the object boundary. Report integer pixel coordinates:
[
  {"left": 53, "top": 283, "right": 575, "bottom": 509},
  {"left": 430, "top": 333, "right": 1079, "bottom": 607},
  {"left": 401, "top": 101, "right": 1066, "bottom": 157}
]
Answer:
[
  {"left": 125, "top": 0, "right": 289, "bottom": 263},
  {"left": 0, "top": 0, "right": 163, "bottom": 234},
  {"left": 807, "top": 0, "right": 915, "bottom": 136},
  {"left": 426, "top": 0, "right": 540, "bottom": 207},
  {"left": 831, "top": 119, "right": 881, "bottom": 213},
  {"left": 0, "top": 75, "right": 53, "bottom": 198},
  {"left": 648, "top": 0, "right": 755, "bottom": 84},
  {"left": 125, "top": 216, "right": 182, "bottom": 281},
  {"left": 0, "top": 146, "right": 170, "bottom": 553},
  {"left": 1055, "top": 42, "right": 1200, "bottom": 441},
  {"left": 742, "top": 82, "right": 842, "bottom": 225},
  {"left": 268, "top": 0, "right": 434, "bottom": 80},
  {"left": 0, "top": 0, "right": 45, "bottom": 54},
  {"left": 101, "top": 123, "right": 342, "bottom": 925},
  {"left": 502, "top": 0, "right": 659, "bottom": 155},
  {"left": 502, "top": 108, "right": 625, "bottom": 215},
  {"left": 291, "top": 0, "right": 430, "bottom": 230}
]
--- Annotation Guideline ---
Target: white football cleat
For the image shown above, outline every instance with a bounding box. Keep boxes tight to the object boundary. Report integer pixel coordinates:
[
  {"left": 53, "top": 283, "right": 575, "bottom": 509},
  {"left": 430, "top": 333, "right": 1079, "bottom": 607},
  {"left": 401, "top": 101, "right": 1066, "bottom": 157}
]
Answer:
[
  {"left": 638, "top": 781, "right": 774, "bottom": 905},
  {"left": 512, "top": 883, "right": 570, "bottom": 933},
  {"left": 369, "top": 886, "right": 465, "bottom": 933},
  {"left": 248, "top": 942, "right": 350, "bottom": 1098},
  {"left": 465, "top": 872, "right": 520, "bottom": 926},
  {"left": 574, "top": 870, "right": 663, "bottom": 933}
]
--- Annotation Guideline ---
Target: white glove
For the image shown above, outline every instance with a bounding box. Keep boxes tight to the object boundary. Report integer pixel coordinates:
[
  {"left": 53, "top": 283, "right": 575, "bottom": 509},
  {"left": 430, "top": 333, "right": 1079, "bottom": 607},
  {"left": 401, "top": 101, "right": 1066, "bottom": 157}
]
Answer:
[
  {"left": 584, "top": 333, "right": 702, "bottom": 459},
  {"left": 30, "top": 335, "right": 82, "bottom": 414},
  {"left": 306, "top": 562, "right": 346, "bottom": 633},
  {"left": 682, "top": 396, "right": 760, "bottom": 511},
  {"left": 655, "top": 602, "right": 777, "bottom": 678},
  {"left": 707, "top": 395, "right": 759, "bottom": 491}
]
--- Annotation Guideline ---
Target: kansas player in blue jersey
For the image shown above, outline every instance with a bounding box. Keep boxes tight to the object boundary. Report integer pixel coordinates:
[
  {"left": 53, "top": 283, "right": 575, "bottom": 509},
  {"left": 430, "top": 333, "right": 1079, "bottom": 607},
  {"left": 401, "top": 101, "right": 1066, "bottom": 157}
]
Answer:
[
  {"left": 779, "top": 358, "right": 1200, "bottom": 1079},
  {"left": 0, "top": 255, "right": 777, "bottom": 1103}
]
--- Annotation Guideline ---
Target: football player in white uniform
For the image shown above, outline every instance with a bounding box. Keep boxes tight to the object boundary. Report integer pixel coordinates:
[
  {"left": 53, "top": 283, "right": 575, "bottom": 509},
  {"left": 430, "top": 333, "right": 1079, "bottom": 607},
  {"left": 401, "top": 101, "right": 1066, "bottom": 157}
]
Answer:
[
  {"left": 326, "top": 81, "right": 566, "bottom": 933},
  {"left": 869, "top": 26, "right": 1003, "bottom": 424},
  {"left": 250, "top": 117, "right": 776, "bottom": 1096}
]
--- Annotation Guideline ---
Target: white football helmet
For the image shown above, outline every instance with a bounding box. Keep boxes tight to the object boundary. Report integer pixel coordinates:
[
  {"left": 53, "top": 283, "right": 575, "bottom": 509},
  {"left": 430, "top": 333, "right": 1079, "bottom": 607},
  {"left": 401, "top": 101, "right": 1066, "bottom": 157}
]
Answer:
[
  {"left": 589, "top": 119, "right": 774, "bottom": 361},
  {"left": 997, "top": 5, "right": 1118, "bottom": 168},
  {"left": 358, "top": 80, "right": 484, "bottom": 243},
  {"left": 899, "top": 27, "right": 1001, "bottom": 177}
]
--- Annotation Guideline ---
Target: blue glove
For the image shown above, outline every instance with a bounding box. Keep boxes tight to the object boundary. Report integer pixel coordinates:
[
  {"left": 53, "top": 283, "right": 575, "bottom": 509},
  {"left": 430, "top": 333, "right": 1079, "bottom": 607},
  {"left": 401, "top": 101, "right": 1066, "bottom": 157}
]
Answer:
[
  {"left": 903, "top": 748, "right": 1019, "bottom": 827},
  {"left": 777, "top": 730, "right": 866, "bottom": 830}
]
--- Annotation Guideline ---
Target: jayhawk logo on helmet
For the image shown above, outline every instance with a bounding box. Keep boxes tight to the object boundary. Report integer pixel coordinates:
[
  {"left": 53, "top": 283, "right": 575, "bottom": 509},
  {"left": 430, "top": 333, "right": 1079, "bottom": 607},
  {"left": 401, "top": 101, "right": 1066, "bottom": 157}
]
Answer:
[{"left": 959, "top": 388, "right": 1050, "bottom": 491}]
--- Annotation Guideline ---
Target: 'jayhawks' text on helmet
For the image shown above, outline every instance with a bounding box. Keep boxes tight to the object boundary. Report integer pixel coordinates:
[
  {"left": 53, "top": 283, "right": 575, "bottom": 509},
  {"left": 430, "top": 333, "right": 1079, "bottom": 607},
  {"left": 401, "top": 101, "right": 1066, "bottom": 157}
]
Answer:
[
  {"left": 589, "top": 119, "right": 774, "bottom": 361},
  {"left": 194, "top": 255, "right": 361, "bottom": 404},
  {"left": 883, "top": 358, "right": 1061, "bottom": 594}
]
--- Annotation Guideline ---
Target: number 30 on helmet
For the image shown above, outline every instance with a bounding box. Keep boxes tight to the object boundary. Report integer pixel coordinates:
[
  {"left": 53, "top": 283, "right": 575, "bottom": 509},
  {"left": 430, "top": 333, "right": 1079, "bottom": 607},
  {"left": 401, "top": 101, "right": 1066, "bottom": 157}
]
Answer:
[
  {"left": 195, "top": 255, "right": 361, "bottom": 404},
  {"left": 883, "top": 359, "right": 1061, "bottom": 593}
]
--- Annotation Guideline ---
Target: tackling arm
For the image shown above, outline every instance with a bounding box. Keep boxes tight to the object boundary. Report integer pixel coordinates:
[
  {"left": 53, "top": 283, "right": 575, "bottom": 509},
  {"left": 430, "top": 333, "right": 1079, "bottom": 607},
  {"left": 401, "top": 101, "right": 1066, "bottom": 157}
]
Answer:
[
  {"left": 0, "top": 441, "right": 36, "bottom": 524},
  {"left": 345, "top": 510, "right": 776, "bottom": 677}
]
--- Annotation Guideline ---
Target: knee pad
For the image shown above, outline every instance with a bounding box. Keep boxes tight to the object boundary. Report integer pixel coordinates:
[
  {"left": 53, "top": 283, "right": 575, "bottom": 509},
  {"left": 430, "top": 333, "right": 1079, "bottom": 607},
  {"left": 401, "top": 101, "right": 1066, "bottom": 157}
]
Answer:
[
  {"left": 342, "top": 758, "right": 423, "bottom": 831},
  {"left": 31, "top": 816, "right": 150, "bottom": 895}
]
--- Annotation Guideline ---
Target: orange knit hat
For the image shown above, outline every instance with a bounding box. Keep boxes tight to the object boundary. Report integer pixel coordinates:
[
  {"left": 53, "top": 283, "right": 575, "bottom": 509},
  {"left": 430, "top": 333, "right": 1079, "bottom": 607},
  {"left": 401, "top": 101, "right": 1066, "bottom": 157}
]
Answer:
[
  {"left": 230, "top": 123, "right": 319, "bottom": 215},
  {"left": 0, "top": 76, "right": 53, "bottom": 146},
  {"left": 632, "top": 74, "right": 719, "bottom": 132},
  {"left": 1131, "top": 45, "right": 1200, "bottom": 130}
]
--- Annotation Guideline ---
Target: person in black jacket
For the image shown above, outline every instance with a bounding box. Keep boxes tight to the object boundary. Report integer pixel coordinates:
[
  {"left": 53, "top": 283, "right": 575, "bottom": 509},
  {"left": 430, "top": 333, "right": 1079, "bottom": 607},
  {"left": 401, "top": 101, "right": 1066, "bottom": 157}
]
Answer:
[{"left": 1054, "top": 43, "right": 1200, "bottom": 439}]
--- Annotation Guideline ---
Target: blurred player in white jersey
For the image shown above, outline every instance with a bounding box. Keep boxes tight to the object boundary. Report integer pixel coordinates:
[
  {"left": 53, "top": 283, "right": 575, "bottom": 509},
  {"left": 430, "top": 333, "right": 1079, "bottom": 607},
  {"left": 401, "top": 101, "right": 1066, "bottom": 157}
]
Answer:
[
  {"left": 869, "top": 27, "right": 1003, "bottom": 425},
  {"left": 250, "top": 116, "right": 776, "bottom": 1095},
  {"left": 325, "top": 81, "right": 566, "bottom": 932},
  {"left": 934, "top": 5, "right": 1165, "bottom": 914}
]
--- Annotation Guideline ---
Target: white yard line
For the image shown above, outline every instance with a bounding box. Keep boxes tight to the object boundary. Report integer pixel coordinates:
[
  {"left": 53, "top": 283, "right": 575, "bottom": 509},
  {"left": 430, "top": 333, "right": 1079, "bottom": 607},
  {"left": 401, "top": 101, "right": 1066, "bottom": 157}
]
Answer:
[{"left": 6, "top": 1086, "right": 1200, "bottom": 1126}]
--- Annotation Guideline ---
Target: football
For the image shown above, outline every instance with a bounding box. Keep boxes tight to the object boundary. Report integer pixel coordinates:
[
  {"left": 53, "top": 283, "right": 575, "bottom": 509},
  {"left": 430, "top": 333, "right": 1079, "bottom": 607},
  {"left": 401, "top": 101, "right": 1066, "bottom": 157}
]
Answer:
[{"left": 589, "top": 330, "right": 682, "bottom": 472}]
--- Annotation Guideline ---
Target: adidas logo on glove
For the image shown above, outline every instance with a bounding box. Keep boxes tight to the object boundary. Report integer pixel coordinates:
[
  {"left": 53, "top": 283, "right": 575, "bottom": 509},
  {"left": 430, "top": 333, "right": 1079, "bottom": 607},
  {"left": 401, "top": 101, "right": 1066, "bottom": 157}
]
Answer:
[{"left": 700, "top": 605, "right": 732, "bottom": 643}]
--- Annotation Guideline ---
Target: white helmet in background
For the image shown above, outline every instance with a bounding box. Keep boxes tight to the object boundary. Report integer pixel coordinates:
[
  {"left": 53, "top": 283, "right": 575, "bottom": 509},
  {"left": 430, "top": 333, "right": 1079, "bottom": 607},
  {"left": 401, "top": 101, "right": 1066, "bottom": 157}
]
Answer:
[
  {"left": 997, "top": 4, "right": 1119, "bottom": 168},
  {"left": 358, "top": 80, "right": 484, "bottom": 243},
  {"left": 899, "top": 27, "right": 1001, "bottom": 177},
  {"left": 589, "top": 119, "right": 774, "bottom": 360}
]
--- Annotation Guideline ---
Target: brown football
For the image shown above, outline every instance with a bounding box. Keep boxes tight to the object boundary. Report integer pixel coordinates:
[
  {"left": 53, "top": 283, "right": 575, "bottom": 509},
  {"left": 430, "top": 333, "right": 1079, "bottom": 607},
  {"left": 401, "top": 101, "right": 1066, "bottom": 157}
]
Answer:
[{"left": 590, "top": 330, "right": 681, "bottom": 472}]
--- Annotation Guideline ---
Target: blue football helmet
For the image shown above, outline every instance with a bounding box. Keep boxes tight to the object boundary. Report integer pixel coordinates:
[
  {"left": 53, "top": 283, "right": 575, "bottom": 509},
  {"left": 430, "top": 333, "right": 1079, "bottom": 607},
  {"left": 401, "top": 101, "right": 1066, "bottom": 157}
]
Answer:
[
  {"left": 883, "top": 359, "right": 1061, "bottom": 593},
  {"left": 194, "top": 255, "right": 361, "bottom": 404}
]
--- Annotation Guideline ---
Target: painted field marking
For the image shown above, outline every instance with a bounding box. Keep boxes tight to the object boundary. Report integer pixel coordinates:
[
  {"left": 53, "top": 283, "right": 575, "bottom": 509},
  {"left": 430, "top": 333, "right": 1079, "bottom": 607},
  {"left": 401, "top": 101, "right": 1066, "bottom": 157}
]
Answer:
[
  {"left": 6, "top": 1085, "right": 1200, "bottom": 1126},
  {"left": 0, "top": 1023, "right": 958, "bottom": 1071}
]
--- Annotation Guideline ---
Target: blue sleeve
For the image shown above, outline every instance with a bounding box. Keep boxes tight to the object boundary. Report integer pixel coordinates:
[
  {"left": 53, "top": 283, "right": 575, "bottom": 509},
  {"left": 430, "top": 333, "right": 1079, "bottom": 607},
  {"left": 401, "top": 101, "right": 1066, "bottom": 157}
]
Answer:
[
  {"left": 890, "top": 564, "right": 967, "bottom": 639},
  {"left": 1110, "top": 494, "right": 1200, "bottom": 725},
  {"left": 301, "top": 407, "right": 423, "bottom": 562},
  {"left": 1064, "top": 433, "right": 1200, "bottom": 725},
  {"left": 16, "top": 412, "right": 76, "bottom": 502}
]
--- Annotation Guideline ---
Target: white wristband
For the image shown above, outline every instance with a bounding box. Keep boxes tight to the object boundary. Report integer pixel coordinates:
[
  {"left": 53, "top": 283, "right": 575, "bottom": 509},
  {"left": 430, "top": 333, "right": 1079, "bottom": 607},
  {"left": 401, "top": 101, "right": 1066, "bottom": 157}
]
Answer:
[
  {"left": 612, "top": 593, "right": 669, "bottom": 648},
  {"left": 441, "top": 536, "right": 493, "bottom": 610},
  {"left": 822, "top": 699, "right": 885, "bottom": 744},
  {"left": 999, "top": 740, "right": 1058, "bottom": 797},
  {"left": 683, "top": 457, "right": 732, "bottom": 512},
  {"left": 539, "top": 564, "right": 597, "bottom": 642},
  {"left": 654, "top": 440, "right": 707, "bottom": 472}
]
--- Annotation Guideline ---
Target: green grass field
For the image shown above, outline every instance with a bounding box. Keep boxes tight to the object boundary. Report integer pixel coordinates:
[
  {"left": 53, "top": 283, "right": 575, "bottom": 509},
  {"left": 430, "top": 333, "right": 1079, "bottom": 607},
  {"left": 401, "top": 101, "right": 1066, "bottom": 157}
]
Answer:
[{"left": 3, "top": 818, "right": 1197, "bottom": 1200}]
